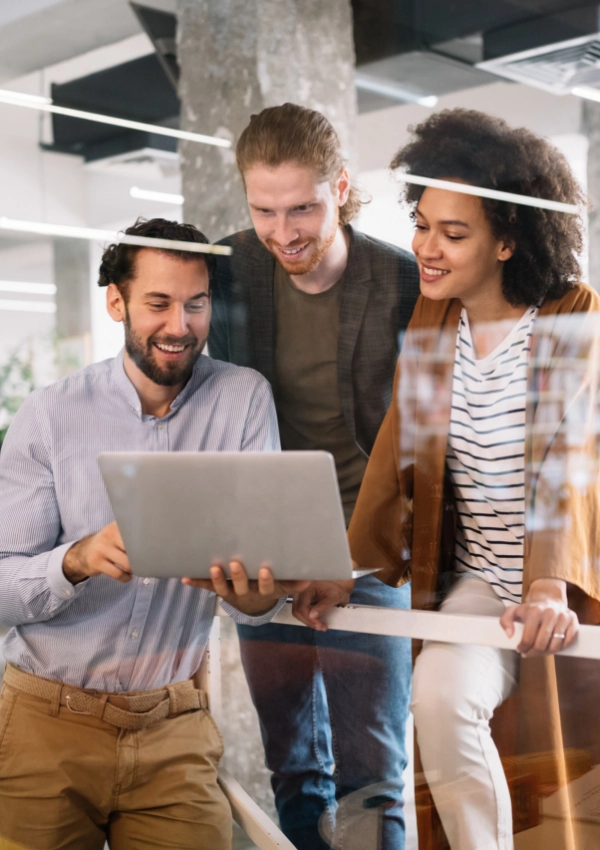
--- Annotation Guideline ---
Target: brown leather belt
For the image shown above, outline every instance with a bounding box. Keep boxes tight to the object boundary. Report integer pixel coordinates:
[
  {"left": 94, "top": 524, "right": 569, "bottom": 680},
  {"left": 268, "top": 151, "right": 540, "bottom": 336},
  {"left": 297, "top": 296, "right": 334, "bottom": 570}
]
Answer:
[{"left": 4, "top": 663, "right": 207, "bottom": 731}]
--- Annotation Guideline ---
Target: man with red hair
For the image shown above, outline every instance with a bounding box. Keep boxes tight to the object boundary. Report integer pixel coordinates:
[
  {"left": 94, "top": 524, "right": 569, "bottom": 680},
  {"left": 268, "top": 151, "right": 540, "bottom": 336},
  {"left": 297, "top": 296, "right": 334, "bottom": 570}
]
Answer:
[{"left": 210, "top": 103, "right": 419, "bottom": 850}]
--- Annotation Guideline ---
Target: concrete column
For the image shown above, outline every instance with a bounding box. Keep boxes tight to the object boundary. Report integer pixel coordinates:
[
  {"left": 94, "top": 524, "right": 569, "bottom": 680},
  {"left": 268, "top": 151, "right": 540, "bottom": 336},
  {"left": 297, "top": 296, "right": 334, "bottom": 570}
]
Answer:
[
  {"left": 53, "top": 237, "right": 92, "bottom": 376},
  {"left": 177, "top": 0, "right": 357, "bottom": 237},
  {"left": 176, "top": 0, "right": 357, "bottom": 823},
  {"left": 583, "top": 100, "right": 600, "bottom": 290}
]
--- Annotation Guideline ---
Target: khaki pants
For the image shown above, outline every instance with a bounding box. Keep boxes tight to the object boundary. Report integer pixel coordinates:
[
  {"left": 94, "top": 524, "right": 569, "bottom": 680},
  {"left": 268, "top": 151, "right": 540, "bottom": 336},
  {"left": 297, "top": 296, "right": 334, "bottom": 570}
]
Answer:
[{"left": 0, "top": 673, "right": 231, "bottom": 850}]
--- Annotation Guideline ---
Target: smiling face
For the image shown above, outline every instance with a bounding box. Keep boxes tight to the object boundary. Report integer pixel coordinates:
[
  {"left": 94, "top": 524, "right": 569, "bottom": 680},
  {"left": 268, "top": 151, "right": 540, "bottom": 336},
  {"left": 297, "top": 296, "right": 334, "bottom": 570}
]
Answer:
[
  {"left": 412, "top": 185, "right": 514, "bottom": 307},
  {"left": 244, "top": 161, "right": 349, "bottom": 275},
  {"left": 107, "top": 248, "right": 211, "bottom": 388}
]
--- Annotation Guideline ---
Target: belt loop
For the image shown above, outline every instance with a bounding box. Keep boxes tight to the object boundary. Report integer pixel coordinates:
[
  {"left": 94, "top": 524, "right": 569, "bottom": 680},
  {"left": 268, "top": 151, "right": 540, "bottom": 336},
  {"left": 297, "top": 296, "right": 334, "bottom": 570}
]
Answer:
[
  {"left": 166, "top": 685, "right": 178, "bottom": 717},
  {"left": 48, "top": 681, "right": 62, "bottom": 717},
  {"left": 94, "top": 693, "right": 109, "bottom": 720}
]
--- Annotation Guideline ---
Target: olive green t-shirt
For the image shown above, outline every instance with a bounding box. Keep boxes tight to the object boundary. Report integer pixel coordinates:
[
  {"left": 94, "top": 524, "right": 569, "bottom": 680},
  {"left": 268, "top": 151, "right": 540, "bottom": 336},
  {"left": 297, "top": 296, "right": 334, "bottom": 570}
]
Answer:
[{"left": 274, "top": 262, "right": 368, "bottom": 526}]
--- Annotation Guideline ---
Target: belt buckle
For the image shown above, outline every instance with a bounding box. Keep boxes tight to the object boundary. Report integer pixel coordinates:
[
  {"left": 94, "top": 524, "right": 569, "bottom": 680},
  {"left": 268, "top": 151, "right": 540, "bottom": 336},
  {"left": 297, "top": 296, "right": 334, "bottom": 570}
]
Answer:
[{"left": 65, "top": 693, "right": 91, "bottom": 715}]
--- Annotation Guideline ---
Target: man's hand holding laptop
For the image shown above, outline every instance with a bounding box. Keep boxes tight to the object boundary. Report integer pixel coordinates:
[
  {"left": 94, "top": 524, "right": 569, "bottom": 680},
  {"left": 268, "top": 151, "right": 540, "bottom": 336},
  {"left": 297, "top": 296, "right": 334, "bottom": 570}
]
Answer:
[
  {"left": 64, "top": 521, "right": 310, "bottom": 617},
  {"left": 184, "top": 564, "right": 311, "bottom": 616},
  {"left": 63, "top": 521, "right": 133, "bottom": 585}
]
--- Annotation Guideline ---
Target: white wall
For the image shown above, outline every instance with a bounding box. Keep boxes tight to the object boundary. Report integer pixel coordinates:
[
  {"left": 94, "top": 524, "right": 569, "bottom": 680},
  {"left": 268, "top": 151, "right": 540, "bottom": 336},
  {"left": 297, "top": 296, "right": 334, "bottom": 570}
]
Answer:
[
  {"left": 357, "top": 80, "right": 583, "bottom": 174},
  {"left": 355, "top": 168, "right": 414, "bottom": 252}
]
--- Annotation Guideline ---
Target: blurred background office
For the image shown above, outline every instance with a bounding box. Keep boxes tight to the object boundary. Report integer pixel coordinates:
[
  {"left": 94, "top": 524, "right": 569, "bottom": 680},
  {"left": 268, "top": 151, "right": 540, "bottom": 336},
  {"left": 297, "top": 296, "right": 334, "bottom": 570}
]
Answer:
[{"left": 0, "top": 1, "right": 599, "bottom": 847}]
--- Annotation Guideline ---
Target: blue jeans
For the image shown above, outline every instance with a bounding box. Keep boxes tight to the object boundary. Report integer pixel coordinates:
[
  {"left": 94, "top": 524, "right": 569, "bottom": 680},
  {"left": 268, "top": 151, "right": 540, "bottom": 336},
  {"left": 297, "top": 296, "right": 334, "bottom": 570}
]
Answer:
[{"left": 237, "top": 577, "right": 412, "bottom": 850}]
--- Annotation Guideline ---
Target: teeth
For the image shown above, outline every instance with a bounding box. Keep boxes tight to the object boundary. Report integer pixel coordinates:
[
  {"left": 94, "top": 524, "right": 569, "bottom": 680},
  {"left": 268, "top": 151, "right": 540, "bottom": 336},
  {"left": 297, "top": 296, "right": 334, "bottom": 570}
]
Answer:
[
  {"left": 280, "top": 245, "right": 306, "bottom": 255},
  {"left": 155, "top": 343, "right": 185, "bottom": 352},
  {"left": 423, "top": 266, "right": 449, "bottom": 276}
]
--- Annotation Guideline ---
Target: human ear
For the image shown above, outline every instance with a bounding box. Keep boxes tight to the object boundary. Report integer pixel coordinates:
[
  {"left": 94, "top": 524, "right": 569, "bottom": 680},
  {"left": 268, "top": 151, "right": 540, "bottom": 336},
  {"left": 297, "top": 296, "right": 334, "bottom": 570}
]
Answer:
[
  {"left": 336, "top": 168, "right": 351, "bottom": 207},
  {"left": 498, "top": 239, "right": 515, "bottom": 262},
  {"left": 106, "top": 283, "right": 126, "bottom": 324}
]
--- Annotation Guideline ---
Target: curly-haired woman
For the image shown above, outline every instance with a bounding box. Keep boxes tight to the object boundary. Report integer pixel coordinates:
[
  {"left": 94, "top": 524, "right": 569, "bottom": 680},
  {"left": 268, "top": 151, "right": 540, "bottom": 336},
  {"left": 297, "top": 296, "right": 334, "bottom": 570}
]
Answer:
[{"left": 294, "top": 109, "right": 600, "bottom": 849}]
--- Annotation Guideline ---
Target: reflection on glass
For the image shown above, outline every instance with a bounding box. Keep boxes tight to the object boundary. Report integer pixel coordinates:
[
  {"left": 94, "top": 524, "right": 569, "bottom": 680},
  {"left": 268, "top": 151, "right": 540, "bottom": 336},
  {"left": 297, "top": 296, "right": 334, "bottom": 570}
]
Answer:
[{"left": 3, "top": 4, "right": 600, "bottom": 849}]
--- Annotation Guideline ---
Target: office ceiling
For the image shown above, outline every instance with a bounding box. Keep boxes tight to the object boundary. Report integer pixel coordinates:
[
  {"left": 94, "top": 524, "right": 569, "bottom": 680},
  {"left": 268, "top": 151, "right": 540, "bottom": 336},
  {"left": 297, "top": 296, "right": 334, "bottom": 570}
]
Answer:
[
  {"left": 0, "top": 0, "right": 175, "bottom": 83},
  {"left": 1, "top": 0, "right": 593, "bottom": 159},
  {"left": 352, "top": 0, "right": 600, "bottom": 110}
]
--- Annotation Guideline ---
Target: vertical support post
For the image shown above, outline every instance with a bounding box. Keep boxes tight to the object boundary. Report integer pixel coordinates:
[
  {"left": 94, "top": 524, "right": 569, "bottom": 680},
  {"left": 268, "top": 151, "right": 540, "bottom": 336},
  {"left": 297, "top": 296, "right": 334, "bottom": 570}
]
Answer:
[{"left": 177, "top": 0, "right": 358, "bottom": 237}]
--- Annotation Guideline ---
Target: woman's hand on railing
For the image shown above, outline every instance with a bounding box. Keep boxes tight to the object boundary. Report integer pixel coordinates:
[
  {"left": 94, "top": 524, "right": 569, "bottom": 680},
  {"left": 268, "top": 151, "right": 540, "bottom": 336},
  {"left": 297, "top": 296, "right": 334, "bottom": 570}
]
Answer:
[
  {"left": 182, "top": 561, "right": 311, "bottom": 616},
  {"left": 499, "top": 578, "right": 579, "bottom": 657},
  {"left": 292, "top": 579, "right": 355, "bottom": 631}
]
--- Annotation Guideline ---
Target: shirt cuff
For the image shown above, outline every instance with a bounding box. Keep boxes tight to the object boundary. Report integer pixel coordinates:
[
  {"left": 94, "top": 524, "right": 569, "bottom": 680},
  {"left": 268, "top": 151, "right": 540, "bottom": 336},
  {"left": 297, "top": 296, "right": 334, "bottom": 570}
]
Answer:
[
  {"left": 221, "top": 595, "right": 288, "bottom": 626},
  {"left": 46, "top": 542, "right": 88, "bottom": 601}
]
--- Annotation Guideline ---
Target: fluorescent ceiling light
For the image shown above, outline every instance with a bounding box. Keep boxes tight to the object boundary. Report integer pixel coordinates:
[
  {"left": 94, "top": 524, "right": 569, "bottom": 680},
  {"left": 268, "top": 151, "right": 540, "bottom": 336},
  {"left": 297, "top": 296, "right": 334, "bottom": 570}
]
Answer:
[
  {"left": 0, "top": 217, "right": 233, "bottom": 256},
  {"left": 130, "top": 186, "right": 184, "bottom": 205},
  {"left": 0, "top": 88, "right": 230, "bottom": 149},
  {"left": 0, "top": 280, "right": 56, "bottom": 295},
  {"left": 396, "top": 173, "right": 578, "bottom": 215},
  {"left": 0, "top": 90, "right": 51, "bottom": 105},
  {"left": 0, "top": 299, "right": 56, "bottom": 314},
  {"left": 572, "top": 86, "right": 600, "bottom": 104},
  {"left": 355, "top": 74, "right": 438, "bottom": 107},
  {"left": 417, "top": 96, "right": 438, "bottom": 108}
]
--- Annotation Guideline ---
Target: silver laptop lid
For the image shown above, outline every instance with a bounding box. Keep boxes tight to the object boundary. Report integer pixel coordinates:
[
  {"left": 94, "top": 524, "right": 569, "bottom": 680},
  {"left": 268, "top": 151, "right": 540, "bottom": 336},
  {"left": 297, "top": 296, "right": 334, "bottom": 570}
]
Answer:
[{"left": 98, "top": 451, "right": 353, "bottom": 581}]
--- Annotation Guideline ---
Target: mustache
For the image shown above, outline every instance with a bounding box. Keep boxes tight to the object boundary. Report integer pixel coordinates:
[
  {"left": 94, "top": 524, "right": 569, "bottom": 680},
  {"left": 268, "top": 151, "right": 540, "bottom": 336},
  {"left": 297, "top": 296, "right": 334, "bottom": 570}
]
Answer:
[
  {"left": 266, "top": 238, "right": 312, "bottom": 250},
  {"left": 149, "top": 334, "right": 198, "bottom": 347}
]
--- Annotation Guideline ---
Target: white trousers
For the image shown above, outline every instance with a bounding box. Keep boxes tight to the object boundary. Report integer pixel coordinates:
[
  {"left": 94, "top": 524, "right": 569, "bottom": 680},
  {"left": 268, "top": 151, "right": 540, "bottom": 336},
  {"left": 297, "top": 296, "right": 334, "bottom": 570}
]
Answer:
[{"left": 411, "top": 574, "right": 519, "bottom": 850}]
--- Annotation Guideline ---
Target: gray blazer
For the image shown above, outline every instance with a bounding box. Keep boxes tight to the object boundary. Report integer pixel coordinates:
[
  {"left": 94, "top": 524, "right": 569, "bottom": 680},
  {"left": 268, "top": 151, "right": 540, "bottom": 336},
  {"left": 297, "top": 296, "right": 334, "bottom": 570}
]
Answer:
[{"left": 209, "top": 226, "right": 420, "bottom": 455}]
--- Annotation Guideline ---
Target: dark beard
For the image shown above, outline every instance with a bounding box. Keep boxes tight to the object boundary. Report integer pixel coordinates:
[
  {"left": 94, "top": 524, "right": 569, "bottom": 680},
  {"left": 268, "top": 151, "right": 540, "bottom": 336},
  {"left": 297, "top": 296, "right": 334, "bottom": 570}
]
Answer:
[{"left": 124, "top": 312, "right": 202, "bottom": 387}]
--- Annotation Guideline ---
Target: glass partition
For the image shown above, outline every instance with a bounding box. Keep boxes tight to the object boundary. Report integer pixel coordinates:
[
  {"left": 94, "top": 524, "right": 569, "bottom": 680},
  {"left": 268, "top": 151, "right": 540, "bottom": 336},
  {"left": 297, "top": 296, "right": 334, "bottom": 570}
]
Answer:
[{"left": 1, "top": 2, "right": 600, "bottom": 850}]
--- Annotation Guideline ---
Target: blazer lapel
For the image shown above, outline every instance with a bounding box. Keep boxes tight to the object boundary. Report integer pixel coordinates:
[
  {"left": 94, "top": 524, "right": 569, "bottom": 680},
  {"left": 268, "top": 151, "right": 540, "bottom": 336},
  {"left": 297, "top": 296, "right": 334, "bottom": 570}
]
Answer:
[
  {"left": 338, "top": 228, "right": 371, "bottom": 441},
  {"left": 247, "top": 246, "right": 277, "bottom": 385}
]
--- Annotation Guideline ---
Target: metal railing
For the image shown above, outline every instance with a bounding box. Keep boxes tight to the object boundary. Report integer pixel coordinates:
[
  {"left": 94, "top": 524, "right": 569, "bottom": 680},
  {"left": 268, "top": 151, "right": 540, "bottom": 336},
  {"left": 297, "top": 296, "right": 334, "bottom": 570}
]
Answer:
[{"left": 207, "top": 600, "right": 600, "bottom": 849}]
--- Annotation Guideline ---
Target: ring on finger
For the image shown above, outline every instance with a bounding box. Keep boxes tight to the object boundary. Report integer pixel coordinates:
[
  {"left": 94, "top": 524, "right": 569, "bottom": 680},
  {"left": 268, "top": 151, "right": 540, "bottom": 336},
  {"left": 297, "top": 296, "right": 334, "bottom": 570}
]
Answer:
[{"left": 552, "top": 633, "right": 565, "bottom": 640}]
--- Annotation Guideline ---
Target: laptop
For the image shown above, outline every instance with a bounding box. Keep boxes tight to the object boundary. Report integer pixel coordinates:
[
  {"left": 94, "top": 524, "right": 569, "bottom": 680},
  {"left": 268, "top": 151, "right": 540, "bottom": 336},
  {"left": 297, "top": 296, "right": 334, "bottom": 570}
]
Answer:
[{"left": 98, "top": 451, "right": 358, "bottom": 581}]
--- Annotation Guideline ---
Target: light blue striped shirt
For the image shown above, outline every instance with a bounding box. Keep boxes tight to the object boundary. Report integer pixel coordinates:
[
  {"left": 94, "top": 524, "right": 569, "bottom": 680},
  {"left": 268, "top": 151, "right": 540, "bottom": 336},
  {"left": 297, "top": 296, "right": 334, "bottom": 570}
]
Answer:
[{"left": 0, "top": 350, "right": 282, "bottom": 691}]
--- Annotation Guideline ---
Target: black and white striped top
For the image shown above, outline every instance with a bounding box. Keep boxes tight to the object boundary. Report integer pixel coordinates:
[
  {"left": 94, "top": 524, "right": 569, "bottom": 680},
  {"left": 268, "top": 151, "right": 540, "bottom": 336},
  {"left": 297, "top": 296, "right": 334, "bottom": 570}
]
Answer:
[{"left": 446, "top": 306, "right": 538, "bottom": 605}]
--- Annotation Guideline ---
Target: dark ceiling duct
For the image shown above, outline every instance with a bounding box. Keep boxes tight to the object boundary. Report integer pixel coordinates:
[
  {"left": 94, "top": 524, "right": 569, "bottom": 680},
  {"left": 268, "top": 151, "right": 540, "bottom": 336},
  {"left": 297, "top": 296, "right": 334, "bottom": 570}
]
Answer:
[
  {"left": 130, "top": 2, "right": 179, "bottom": 90},
  {"left": 42, "top": 0, "right": 596, "bottom": 162},
  {"left": 352, "top": 0, "right": 598, "bottom": 110},
  {"left": 478, "top": 3, "right": 600, "bottom": 95},
  {"left": 45, "top": 52, "right": 180, "bottom": 163}
]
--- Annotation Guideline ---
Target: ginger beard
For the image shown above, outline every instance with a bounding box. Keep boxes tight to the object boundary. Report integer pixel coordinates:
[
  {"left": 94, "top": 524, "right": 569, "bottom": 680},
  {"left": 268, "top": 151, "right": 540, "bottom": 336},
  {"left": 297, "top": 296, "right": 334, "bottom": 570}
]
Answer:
[
  {"left": 267, "top": 203, "right": 340, "bottom": 276},
  {"left": 124, "top": 309, "right": 202, "bottom": 387}
]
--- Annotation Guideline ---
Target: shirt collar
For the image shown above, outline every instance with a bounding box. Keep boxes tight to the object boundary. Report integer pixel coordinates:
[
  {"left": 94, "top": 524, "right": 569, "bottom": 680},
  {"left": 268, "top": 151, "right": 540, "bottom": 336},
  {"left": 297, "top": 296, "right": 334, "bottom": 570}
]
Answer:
[
  {"left": 169, "top": 356, "right": 208, "bottom": 411},
  {"left": 110, "top": 348, "right": 208, "bottom": 418}
]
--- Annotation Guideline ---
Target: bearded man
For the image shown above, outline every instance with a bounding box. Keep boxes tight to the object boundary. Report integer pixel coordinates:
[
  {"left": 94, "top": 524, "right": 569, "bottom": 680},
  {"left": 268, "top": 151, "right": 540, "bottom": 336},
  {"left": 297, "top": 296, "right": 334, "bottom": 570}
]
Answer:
[
  {"left": 0, "top": 218, "right": 309, "bottom": 850},
  {"left": 209, "top": 103, "right": 420, "bottom": 850}
]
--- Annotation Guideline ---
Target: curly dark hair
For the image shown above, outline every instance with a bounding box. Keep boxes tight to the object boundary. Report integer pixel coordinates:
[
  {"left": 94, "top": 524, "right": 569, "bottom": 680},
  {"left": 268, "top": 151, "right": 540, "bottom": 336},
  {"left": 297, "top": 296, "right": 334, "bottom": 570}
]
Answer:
[
  {"left": 390, "top": 109, "right": 585, "bottom": 306},
  {"left": 98, "top": 217, "right": 215, "bottom": 301}
]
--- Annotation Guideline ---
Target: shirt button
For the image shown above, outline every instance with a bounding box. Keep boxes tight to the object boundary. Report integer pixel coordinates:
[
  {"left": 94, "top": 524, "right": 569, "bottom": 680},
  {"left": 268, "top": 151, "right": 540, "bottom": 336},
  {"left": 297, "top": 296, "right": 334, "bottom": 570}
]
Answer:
[
  {"left": 131, "top": 630, "right": 138, "bottom": 638},
  {"left": 143, "top": 577, "right": 150, "bottom": 585},
  {"left": 65, "top": 589, "right": 73, "bottom": 597}
]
